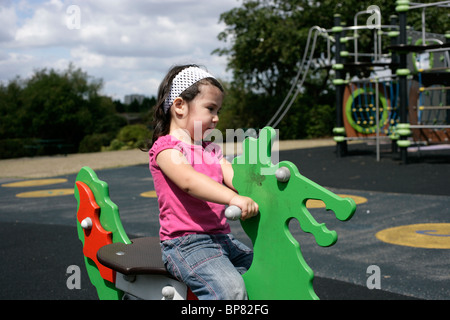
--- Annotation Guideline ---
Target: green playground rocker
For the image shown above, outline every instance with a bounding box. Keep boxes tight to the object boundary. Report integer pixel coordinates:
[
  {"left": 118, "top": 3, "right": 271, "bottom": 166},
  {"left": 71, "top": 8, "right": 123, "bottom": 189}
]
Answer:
[{"left": 74, "top": 127, "right": 356, "bottom": 300}]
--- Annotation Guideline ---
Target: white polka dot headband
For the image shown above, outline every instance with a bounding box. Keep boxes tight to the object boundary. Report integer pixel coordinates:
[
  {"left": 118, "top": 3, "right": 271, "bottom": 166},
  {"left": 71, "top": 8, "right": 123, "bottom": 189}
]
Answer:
[{"left": 164, "top": 66, "right": 216, "bottom": 112}]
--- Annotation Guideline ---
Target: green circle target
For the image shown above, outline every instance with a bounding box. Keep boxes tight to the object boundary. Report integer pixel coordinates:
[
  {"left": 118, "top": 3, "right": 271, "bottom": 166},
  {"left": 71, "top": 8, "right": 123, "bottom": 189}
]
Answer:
[{"left": 345, "top": 87, "right": 389, "bottom": 134}]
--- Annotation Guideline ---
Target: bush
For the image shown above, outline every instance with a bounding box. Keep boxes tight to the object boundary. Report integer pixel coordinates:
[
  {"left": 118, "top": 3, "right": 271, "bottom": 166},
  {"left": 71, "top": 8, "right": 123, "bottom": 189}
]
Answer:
[
  {"left": 305, "top": 104, "right": 335, "bottom": 138},
  {"left": 103, "top": 124, "right": 151, "bottom": 151},
  {"left": 0, "top": 138, "right": 78, "bottom": 159},
  {"left": 0, "top": 138, "right": 35, "bottom": 159},
  {"left": 93, "top": 114, "right": 127, "bottom": 136},
  {"left": 78, "top": 133, "right": 112, "bottom": 153}
]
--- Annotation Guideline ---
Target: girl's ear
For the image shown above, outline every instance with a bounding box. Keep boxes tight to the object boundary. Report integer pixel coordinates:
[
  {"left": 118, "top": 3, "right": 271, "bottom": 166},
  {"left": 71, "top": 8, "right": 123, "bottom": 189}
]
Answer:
[{"left": 173, "top": 97, "right": 187, "bottom": 117}]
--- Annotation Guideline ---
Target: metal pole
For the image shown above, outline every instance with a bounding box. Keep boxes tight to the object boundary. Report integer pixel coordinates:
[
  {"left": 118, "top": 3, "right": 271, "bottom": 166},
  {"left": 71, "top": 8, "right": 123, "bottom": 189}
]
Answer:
[
  {"left": 447, "top": 32, "right": 450, "bottom": 125},
  {"left": 333, "top": 14, "right": 347, "bottom": 157},
  {"left": 376, "top": 78, "right": 380, "bottom": 162},
  {"left": 397, "top": 0, "right": 410, "bottom": 164}
]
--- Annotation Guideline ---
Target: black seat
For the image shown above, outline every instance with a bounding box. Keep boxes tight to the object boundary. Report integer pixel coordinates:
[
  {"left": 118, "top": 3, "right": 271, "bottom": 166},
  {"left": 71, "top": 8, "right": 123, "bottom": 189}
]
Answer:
[{"left": 97, "top": 237, "right": 171, "bottom": 276}]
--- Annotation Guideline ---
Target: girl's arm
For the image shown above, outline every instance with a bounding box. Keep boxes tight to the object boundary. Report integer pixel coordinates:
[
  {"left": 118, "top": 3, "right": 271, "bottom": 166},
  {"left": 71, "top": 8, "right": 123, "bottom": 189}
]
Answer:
[
  {"left": 156, "top": 148, "right": 258, "bottom": 220},
  {"left": 220, "top": 157, "right": 236, "bottom": 191}
]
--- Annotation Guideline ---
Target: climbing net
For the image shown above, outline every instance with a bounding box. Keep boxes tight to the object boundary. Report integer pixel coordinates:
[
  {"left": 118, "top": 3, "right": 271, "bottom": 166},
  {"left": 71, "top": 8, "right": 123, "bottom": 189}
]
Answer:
[{"left": 346, "top": 78, "right": 400, "bottom": 135}]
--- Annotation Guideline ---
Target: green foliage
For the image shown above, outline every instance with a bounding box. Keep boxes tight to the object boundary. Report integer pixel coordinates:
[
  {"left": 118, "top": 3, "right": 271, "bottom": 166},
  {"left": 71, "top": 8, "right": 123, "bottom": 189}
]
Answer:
[
  {"left": 103, "top": 124, "right": 151, "bottom": 151},
  {"left": 0, "top": 138, "right": 36, "bottom": 159},
  {"left": 305, "top": 104, "right": 335, "bottom": 138},
  {"left": 214, "top": 0, "right": 448, "bottom": 139},
  {"left": 0, "top": 64, "right": 125, "bottom": 158},
  {"left": 78, "top": 133, "right": 112, "bottom": 153},
  {"left": 114, "top": 97, "right": 156, "bottom": 113},
  {"left": 214, "top": 0, "right": 342, "bottom": 137},
  {"left": 78, "top": 114, "right": 128, "bottom": 153}
]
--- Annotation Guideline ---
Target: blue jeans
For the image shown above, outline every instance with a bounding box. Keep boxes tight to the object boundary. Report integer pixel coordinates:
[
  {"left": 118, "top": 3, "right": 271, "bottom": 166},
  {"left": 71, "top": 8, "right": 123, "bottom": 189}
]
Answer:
[{"left": 160, "top": 233, "right": 253, "bottom": 300}]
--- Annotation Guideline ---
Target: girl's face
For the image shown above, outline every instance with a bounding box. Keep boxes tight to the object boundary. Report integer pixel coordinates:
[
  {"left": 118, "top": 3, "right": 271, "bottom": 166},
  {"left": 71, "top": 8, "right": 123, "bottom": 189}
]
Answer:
[{"left": 185, "top": 84, "right": 223, "bottom": 141}]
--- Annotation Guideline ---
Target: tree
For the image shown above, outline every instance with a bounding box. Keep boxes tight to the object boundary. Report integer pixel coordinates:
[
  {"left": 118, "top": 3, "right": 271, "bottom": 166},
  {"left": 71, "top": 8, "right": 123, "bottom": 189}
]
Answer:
[
  {"left": 0, "top": 64, "right": 123, "bottom": 158},
  {"left": 214, "top": 0, "right": 343, "bottom": 136},
  {"left": 214, "top": 0, "right": 448, "bottom": 138}
]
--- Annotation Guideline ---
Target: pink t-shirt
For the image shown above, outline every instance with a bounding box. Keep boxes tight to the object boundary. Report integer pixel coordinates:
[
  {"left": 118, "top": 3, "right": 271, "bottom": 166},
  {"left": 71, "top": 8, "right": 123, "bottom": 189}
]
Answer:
[{"left": 149, "top": 135, "right": 231, "bottom": 240}]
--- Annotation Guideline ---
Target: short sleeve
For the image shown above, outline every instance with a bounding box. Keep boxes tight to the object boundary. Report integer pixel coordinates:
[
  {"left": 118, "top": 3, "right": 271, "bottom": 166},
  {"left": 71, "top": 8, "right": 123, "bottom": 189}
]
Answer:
[
  {"left": 203, "top": 141, "right": 223, "bottom": 161},
  {"left": 149, "top": 135, "right": 184, "bottom": 167}
]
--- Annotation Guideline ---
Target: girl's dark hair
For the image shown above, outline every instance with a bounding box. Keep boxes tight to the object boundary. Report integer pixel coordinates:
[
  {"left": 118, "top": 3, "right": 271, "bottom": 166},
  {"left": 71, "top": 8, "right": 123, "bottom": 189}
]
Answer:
[{"left": 143, "top": 64, "right": 224, "bottom": 151}]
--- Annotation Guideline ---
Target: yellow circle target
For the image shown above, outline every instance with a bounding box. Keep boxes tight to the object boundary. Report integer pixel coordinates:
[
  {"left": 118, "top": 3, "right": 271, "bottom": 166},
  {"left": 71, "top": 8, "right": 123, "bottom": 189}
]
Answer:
[
  {"left": 306, "top": 194, "right": 367, "bottom": 208},
  {"left": 376, "top": 223, "right": 450, "bottom": 249},
  {"left": 140, "top": 191, "right": 158, "bottom": 198},
  {"left": 16, "top": 189, "right": 74, "bottom": 198},
  {"left": 2, "top": 179, "right": 68, "bottom": 188}
]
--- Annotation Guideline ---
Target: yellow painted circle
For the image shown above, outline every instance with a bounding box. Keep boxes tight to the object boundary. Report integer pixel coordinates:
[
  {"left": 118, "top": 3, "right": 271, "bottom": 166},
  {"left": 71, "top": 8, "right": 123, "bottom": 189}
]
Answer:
[
  {"left": 140, "top": 191, "right": 158, "bottom": 198},
  {"left": 376, "top": 223, "right": 450, "bottom": 249},
  {"left": 16, "top": 189, "right": 74, "bottom": 198},
  {"left": 2, "top": 179, "right": 68, "bottom": 188},
  {"left": 306, "top": 194, "right": 367, "bottom": 208}
]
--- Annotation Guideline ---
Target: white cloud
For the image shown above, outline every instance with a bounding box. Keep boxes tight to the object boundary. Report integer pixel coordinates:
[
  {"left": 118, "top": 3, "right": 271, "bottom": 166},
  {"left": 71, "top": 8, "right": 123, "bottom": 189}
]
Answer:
[
  {"left": 70, "top": 46, "right": 105, "bottom": 68},
  {"left": 13, "top": 0, "right": 68, "bottom": 46},
  {"left": 0, "top": 5, "right": 17, "bottom": 42},
  {"left": 0, "top": 0, "right": 239, "bottom": 100}
]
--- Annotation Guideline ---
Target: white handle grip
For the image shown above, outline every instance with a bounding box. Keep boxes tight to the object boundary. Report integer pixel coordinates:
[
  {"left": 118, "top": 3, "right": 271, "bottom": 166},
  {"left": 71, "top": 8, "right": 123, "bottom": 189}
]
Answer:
[{"left": 225, "top": 205, "right": 242, "bottom": 221}]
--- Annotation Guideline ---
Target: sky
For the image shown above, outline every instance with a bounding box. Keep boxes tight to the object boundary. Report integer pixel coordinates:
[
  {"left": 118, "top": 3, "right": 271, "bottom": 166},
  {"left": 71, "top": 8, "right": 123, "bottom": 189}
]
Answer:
[{"left": 0, "top": 0, "right": 240, "bottom": 101}]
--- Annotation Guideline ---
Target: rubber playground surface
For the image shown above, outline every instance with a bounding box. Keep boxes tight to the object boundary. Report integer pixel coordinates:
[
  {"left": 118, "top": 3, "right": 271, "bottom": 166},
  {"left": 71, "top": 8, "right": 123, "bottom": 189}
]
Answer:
[{"left": 0, "top": 141, "right": 449, "bottom": 300}]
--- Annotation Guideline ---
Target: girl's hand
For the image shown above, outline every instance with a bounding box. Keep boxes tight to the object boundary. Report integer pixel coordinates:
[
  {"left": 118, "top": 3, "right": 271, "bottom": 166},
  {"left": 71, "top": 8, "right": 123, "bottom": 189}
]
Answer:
[{"left": 229, "top": 195, "right": 259, "bottom": 221}]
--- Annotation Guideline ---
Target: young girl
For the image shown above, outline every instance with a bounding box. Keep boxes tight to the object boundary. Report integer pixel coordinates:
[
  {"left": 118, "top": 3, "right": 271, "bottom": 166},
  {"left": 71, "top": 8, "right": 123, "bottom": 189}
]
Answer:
[{"left": 147, "top": 64, "right": 259, "bottom": 300}]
